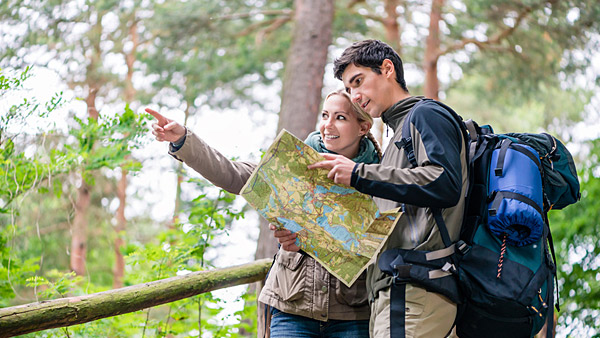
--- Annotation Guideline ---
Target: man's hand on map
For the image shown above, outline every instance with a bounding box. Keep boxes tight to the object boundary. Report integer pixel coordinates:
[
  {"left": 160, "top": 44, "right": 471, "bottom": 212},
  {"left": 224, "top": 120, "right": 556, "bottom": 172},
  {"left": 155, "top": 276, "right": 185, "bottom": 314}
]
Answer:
[
  {"left": 307, "top": 153, "right": 355, "bottom": 186},
  {"left": 269, "top": 223, "right": 300, "bottom": 252},
  {"left": 146, "top": 108, "right": 187, "bottom": 143}
]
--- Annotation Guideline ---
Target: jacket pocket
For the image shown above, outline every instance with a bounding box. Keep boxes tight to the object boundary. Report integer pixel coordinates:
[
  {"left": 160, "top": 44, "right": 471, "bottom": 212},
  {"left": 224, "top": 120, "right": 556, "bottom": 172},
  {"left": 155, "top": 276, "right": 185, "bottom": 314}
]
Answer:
[
  {"left": 272, "top": 250, "right": 306, "bottom": 302},
  {"left": 404, "top": 284, "right": 426, "bottom": 317},
  {"left": 335, "top": 271, "right": 368, "bottom": 307}
]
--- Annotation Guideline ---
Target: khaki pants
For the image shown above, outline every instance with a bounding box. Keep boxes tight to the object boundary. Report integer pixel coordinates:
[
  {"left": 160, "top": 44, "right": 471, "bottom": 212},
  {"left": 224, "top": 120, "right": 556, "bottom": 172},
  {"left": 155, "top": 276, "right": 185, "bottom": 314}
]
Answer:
[{"left": 370, "top": 284, "right": 457, "bottom": 338}]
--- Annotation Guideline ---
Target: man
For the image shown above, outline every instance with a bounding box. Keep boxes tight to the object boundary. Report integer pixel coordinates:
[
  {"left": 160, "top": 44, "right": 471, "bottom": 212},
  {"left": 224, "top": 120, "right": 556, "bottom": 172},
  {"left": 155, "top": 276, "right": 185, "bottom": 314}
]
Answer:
[{"left": 279, "top": 39, "right": 468, "bottom": 337}]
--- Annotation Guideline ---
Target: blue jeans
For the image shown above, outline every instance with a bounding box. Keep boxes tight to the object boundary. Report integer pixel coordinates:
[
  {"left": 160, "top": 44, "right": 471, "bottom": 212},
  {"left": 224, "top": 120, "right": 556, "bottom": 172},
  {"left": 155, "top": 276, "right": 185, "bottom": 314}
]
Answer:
[{"left": 270, "top": 307, "right": 369, "bottom": 338}]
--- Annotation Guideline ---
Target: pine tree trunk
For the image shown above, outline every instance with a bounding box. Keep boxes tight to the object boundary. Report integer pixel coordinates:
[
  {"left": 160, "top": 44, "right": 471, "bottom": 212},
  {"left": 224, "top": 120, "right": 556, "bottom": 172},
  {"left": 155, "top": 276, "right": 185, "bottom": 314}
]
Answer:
[
  {"left": 424, "top": 0, "right": 443, "bottom": 100},
  {"left": 383, "top": 0, "right": 402, "bottom": 54},
  {"left": 259, "top": 0, "right": 334, "bottom": 264},
  {"left": 172, "top": 101, "right": 191, "bottom": 228},
  {"left": 70, "top": 13, "right": 104, "bottom": 276},
  {"left": 173, "top": 165, "right": 184, "bottom": 226},
  {"left": 255, "top": 1, "right": 334, "bottom": 336},
  {"left": 276, "top": 0, "right": 334, "bottom": 139},
  {"left": 113, "top": 168, "right": 127, "bottom": 289},
  {"left": 113, "top": 18, "right": 140, "bottom": 289},
  {"left": 70, "top": 183, "right": 90, "bottom": 276}
]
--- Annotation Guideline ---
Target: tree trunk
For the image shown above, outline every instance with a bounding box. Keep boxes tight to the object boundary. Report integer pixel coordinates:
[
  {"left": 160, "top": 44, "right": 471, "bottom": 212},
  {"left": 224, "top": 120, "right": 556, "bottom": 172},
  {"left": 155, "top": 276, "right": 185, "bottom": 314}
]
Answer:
[
  {"left": 172, "top": 100, "right": 191, "bottom": 228},
  {"left": 268, "top": 0, "right": 334, "bottom": 254},
  {"left": 173, "top": 165, "right": 184, "bottom": 226},
  {"left": 70, "top": 13, "right": 103, "bottom": 276},
  {"left": 85, "top": 87, "right": 99, "bottom": 120},
  {"left": 255, "top": 1, "right": 334, "bottom": 336},
  {"left": 276, "top": 0, "right": 334, "bottom": 139},
  {"left": 0, "top": 259, "right": 272, "bottom": 338},
  {"left": 383, "top": 0, "right": 402, "bottom": 54},
  {"left": 70, "top": 85, "right": 99, "bottom": 275},
  {"left": 70, "top": 183, "right": 90, "bottom": 276},
  {"left": 113, "top": 168, "right": 127, "bottom": 289},
  {"left": 112, "top": 18, "right": 139, "bottom": 289},
  {"left": 423, "top": 0, "right": 444, "bottom": 100}
]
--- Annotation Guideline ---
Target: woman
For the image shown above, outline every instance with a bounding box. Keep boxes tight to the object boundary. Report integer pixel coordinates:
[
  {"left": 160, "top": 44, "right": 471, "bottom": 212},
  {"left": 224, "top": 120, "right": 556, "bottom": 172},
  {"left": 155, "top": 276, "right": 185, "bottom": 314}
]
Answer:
[{"left": 147, "top": 89, "right": 382, "bottom": 338}]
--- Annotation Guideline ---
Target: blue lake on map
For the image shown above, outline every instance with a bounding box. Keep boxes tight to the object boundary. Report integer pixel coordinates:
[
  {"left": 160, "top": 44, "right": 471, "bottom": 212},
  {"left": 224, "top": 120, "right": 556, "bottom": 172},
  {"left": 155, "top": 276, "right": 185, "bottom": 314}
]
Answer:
[
  {"left": 314, "top": 185, "right": 357, "bottom": 195},
  {"left": 267, "top": 182, "right": 279, "bottom": 195},
  {"left": 277, "top": 217, "right": 303, "bottom": 233},
  {"left": 316, "top": 215, "right": 359, "bottom": 252},
  {"left": 302, "top": 193, "right": 313, "bottom": 212}
]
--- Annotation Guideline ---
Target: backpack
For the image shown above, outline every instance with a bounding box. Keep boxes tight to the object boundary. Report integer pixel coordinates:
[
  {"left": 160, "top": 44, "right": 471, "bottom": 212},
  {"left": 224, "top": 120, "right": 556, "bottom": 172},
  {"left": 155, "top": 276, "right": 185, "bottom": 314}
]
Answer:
[
  {"left": 377, "top": 99, "right": 581, "bottom": 338},
  {"left": 456, "top": 120, "right": 581, "bottom": 338}
]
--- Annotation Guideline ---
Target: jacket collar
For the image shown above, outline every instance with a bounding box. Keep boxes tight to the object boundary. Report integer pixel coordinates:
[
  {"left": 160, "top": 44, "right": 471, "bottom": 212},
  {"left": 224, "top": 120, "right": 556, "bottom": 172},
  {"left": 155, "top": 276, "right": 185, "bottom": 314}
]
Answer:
[
  {"left": 381, "top": 96, "right": 425, "bottom": 132},
  {"left": 304, "top": 131, "right": 380, "bottom": 164}
]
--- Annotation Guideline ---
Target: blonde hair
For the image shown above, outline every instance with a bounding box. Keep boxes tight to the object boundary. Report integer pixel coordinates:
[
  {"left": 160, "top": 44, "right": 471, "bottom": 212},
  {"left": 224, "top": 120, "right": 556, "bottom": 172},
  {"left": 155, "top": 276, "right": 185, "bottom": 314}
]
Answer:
[{"left": 324, "top": 89, "right": 383, "bottom": 160}]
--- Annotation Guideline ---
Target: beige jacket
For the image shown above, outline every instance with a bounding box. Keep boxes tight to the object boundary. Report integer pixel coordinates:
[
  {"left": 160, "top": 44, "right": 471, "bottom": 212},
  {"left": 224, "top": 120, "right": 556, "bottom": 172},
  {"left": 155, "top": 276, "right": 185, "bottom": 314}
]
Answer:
[{"left": 169, "top": 130, "right": 370, "bottom": 321}]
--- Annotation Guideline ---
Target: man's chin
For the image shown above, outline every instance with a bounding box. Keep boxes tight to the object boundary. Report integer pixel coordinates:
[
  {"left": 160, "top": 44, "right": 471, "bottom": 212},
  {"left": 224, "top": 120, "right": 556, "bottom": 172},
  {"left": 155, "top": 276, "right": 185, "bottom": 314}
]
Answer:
[{"left": 367, "top": 109, "right": 382, "bottom": 118}]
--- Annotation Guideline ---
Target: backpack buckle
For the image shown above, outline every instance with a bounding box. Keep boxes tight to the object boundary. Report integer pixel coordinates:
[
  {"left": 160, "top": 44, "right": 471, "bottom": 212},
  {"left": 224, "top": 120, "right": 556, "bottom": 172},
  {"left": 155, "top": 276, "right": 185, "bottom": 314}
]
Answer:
[
  {"left": 441, "top": 262, "right": 457, "bottom": 274},
  {"left": 456, "top": 240, "right": 470, "bottom": 255},
  {"left": 392, "top": 264, "right": 411, "bottom": 285}
]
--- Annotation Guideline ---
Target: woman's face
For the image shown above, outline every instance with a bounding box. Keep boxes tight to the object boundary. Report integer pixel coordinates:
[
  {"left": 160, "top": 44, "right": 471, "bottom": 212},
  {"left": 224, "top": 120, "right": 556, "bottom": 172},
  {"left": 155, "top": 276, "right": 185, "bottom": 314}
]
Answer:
[{"left": 319, "top": 94, "right": 369, "bottom": 159}]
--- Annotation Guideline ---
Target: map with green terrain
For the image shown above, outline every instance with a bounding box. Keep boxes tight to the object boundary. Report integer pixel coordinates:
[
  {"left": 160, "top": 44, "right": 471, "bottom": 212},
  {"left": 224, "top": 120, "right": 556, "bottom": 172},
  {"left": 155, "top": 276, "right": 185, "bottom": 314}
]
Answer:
[{"left": 240, "top": 130, "right": 401, "bottom": 286}]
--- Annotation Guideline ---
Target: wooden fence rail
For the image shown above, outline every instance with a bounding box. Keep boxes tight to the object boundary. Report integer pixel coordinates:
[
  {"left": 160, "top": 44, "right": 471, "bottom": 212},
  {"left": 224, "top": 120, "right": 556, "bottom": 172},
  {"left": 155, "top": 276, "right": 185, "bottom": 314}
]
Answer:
[{"left": 0, "top": 258, "right": 272, "bottom": 338}]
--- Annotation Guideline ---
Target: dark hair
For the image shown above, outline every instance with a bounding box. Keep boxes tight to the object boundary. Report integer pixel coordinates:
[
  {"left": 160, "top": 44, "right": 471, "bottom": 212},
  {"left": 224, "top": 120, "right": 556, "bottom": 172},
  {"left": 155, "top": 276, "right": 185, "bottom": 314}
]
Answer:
[{"left": 333, "top": 39, "right": 408, "bottom": 92}]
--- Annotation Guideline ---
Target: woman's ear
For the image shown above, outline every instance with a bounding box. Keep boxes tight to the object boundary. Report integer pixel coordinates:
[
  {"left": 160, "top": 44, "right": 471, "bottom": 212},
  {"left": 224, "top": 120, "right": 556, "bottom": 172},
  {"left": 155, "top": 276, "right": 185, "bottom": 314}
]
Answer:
[{"left": 359, "top": 122, "right": 371, "bottom": 136}]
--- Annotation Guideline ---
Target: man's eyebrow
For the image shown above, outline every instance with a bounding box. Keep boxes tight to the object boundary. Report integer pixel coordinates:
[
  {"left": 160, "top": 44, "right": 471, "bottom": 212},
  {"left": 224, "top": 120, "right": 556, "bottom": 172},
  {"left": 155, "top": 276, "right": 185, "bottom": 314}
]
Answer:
[{"left": 348, "top": 73, "right": 362, "bottom": 85}]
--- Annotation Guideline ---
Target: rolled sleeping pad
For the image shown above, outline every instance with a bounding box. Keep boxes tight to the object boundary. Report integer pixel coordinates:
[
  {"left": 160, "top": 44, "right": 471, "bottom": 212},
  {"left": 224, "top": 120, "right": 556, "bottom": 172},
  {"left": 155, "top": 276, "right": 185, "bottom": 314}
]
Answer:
[{"left": 487, "top": 139, "right": 545, "bottom": 246}]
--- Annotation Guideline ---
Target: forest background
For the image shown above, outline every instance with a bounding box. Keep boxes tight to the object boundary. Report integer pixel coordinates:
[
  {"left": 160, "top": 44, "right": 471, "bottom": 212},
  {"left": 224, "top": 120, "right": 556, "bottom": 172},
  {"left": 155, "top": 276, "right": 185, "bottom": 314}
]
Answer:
[{"left": 1, "top": 0, "right": 599, "bottom": 337}]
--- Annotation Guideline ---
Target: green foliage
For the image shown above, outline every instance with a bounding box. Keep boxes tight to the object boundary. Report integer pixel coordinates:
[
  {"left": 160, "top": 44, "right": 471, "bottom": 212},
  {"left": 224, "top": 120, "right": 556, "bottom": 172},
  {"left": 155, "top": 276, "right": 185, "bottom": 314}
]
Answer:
[
  {"left": 0, "top": 226, "right": 40, "bottom": 307},
  {"left": 26, "top": 270, "right": 84, "bottom": 299},
  {"left": 67, "top": 105, "right": 150, "bottom": 173},
  {"left": 446, "top": 0, "right": 599, "bottom": 107},
  {"left": 1, "top": 68, "right": 149, "bottom": 306},
  {"left": 0, "top": 66, "right": 60, "bottom": 143},
  {"left": 142, "top": 0, "right": 294, "bottom": 110},
  {"left": 1, "top": 1, "right": 597, "bottom": 336},
  {"left": 445, "top": 72, "right": 593, "bottom": 133},
  {"left": 126, "top": 180, "right": 244, "bottom": 283},
  {"left": 1, "top": 102, "right": 149, "bottom": 212},
  {"left": 18, "top": 180, "right": 252, "bottom": 337},
  {"left": 549, "top": 138, "right": 600, "bottom": 336}
]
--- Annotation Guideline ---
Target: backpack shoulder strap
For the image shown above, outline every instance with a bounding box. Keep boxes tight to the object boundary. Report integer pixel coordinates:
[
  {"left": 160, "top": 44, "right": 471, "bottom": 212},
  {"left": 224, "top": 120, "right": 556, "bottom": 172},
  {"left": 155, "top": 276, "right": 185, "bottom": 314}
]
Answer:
[
  {"left": 397, "top": 99, "right": 470, "bottom": 168},
  {"left": 395, "top": 100, "right": 427, "bottom": 168},
  {"left": 395, "top": 98, "right": 470, "bottom": 248}
]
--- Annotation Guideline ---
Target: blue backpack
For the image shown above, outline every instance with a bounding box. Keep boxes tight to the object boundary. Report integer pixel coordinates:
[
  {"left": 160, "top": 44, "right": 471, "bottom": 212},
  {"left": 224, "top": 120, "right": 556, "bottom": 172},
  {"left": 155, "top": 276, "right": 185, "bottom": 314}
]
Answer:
[{"left": 379, "top": 99, "right": 580, "bottom": 338}]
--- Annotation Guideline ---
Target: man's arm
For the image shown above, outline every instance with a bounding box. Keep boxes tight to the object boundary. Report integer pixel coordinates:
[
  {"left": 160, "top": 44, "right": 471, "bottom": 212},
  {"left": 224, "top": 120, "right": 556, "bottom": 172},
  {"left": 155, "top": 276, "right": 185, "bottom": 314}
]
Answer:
[
  {"left": 353, "top": 103, "right": 464, "bottom": 208},
  {"left": 307, "top": 153, "right": 356, "bottom": 185},
  {"left": 309, "top": 103, "right": 464, "bottom": 208}
]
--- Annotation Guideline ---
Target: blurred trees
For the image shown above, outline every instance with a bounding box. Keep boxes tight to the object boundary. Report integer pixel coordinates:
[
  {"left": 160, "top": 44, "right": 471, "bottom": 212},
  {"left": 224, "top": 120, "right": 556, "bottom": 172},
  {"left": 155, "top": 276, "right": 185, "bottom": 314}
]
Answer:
[
  {"left": 0, "top": 0, "right": 148, "bottom": 280},
  {"left": 548, "top": 139, "right": 600, "bottom": 336},
  {"left": 1, "top": 0, "right": 599, "bottom": 336}
]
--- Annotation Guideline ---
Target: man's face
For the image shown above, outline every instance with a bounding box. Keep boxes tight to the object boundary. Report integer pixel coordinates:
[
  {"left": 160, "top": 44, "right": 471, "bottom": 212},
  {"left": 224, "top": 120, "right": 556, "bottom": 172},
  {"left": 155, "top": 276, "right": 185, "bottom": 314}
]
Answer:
[{"left": 341, "top": 63, "right": 395, "bottom": 119}]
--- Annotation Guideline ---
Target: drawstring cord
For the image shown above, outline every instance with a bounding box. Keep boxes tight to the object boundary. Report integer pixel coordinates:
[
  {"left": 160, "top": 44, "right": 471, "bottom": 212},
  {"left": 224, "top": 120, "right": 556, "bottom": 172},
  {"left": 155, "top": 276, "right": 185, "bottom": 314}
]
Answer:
[{"left": 497, "top": 233, "right": 507, "bottom": 279}]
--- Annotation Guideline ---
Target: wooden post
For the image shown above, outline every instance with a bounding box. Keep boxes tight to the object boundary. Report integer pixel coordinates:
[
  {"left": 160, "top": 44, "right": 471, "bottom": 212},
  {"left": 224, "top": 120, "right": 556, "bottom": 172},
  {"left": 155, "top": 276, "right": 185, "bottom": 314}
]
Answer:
[{"left": 0, "top": 259, "right": 272, "bottom": 338}]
